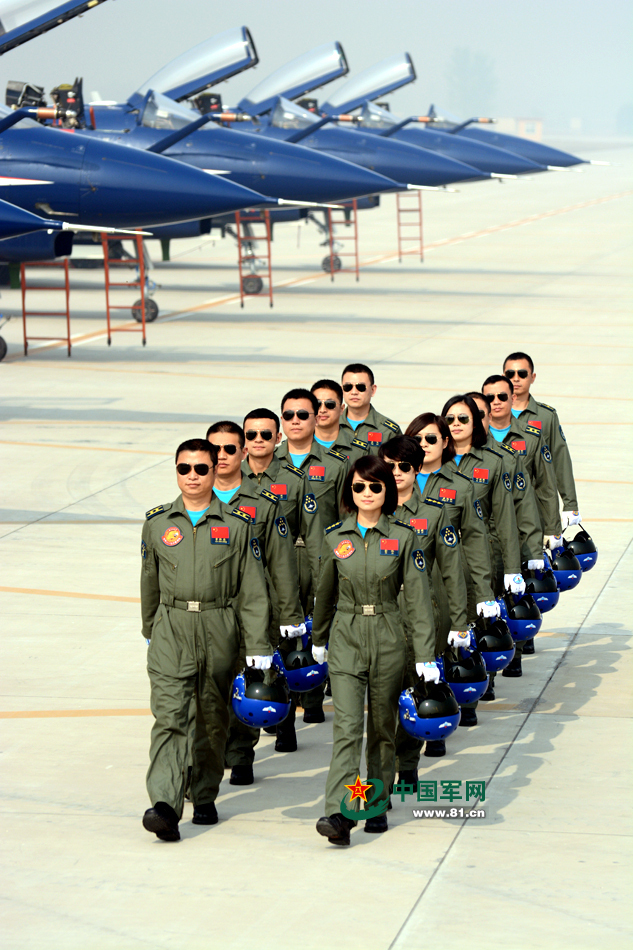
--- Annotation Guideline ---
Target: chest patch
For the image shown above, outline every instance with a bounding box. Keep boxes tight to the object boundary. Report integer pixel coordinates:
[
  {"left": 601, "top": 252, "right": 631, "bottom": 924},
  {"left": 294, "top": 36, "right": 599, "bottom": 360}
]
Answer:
[
  {"left": 439, "top": 488, "right": 457, "bottom": 505},
  {"left": 412, "top": 549, "right": 426, "bottom": 572},
  {"left": 367, "top": 431, "right": 383, "bottom": 445},
  {"left": 275, "top": 516, "right": 289, "bottom": 538},
  {"left": 511, "top": 440, "right": 527, "bottom": 456},
  {"left": 211, "top": 526, "right": 230, "bottom": 545},
  {"left": 303, "top": 493, "right": 318, "bottom": 514},
  {"left": 440, "top": 526, "right": 458, "bottom": 547},
  {"left": 334, "top": 539, "right": 355, "bottom": 560},
  {"left": 502, "top": 472, "right": 512, "bottom": 492},
  {"left": 473, "top": 467, "right": 489, "bottom": 484},
  {"left": 270, "top": 483, "right": 288, "bottom": 500},
  {"left": 161, "top": 526, "right": 183, "bottom": 547},
  {"left": 380, "top": 538, "right": 399, "bottom": 556},
  {"left": 239, "top": 505, "right": 257, "bottom": 523},
  {"left": 410, "top": 518, "right": 428, "bottom": 536},
  {"left": 526, "top": 420, "right": 542, "bottom": 437},
  {"left": 308, "top": 465, "right": 325, "bottom": 481}
]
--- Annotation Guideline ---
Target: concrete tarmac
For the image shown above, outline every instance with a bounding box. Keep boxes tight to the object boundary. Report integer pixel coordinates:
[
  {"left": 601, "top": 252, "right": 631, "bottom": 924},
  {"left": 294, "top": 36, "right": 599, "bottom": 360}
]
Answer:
[{"left": 0, "top": 142, "right": 631, "bottom": 950}]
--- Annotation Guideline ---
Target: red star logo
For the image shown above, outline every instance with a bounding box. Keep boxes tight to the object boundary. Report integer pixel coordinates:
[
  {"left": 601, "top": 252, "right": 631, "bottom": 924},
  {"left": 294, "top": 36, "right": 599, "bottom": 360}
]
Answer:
[{"left": 344, "top": 776, "right": 373, "bottom": 803}]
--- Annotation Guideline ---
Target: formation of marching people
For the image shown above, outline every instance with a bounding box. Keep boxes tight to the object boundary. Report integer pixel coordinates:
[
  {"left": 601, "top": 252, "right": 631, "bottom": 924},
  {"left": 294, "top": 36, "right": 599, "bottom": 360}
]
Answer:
[{"left": 140, "top": 351, "right": 597, "bottom": 845}]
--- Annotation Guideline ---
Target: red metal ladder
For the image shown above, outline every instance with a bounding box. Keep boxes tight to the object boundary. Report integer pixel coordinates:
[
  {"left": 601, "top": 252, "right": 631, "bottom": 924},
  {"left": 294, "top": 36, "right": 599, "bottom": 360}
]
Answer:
[
  {"left": 396, "top": 191, "right": 424, "bottom": 262},
  {"left": 235, "top": 209, "right": 273, "bottom": 308},
  {"left": 101, "top": 231, "right": 147, "bottom": 346},
  {"left": 21, "top": 258, "right": 71, "bottom": 357},
  {"left": 327, "top": 199, "right": 359, "bottom": 281}
]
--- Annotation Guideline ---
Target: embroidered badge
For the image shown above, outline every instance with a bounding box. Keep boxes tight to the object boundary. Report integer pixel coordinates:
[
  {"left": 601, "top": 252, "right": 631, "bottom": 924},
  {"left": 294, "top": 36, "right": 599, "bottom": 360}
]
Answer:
[
  {"left": 250, "top": 537, "right": 262, "bottom": 560},
  {"left": 367, "top": 431, "right": 383, "bottom": 445},
  {"left": 141, "top": 539, "right": 147, "bottom": 559},
  {"left": 275, "top": 516, "right": 289, "bottom": 538},
  {"left": 526, "top": 420, "right": 542, "bottom": 437},
  {"left": 515, "top": 472, "right": 526, "bottom": 491},
  {"left": 210, "top": 526, "right": 230, "bottom": 545},
  {"left": 161, "top": 526, "right": 183, "bottom": 547},
  {"left": 502, "top": 472, "right": 512, "bottom": 492},
  {"left": 511, "top": 440, "right": 527, "bottom": 455},
  {"left": 303, "top": 493, "right": 318, "bottom": 514},
  {"left": 440, "top": 526, "right": 458, "bottom": 547},
  {"left": 473, "top": 499, "right": 484, "bottom": 520},
  {"left": 270, "top": 483, "right": 288, "bottom": 499},
  {"left": 541, "top": 444, "right": 553, "bottom": 463},
  {"left": 352, "top": 438, "right": 368, "bottom": 450},
  {"left": 239, "top": 505, "right": 257, "bottom": 523},
  {"left": 559, "top": 426, "right": 566, "bottom": 442},
  {"left": 334, "top": 539, "right": 355, "bottom": 559},
  {"left": 380, "top": 538, "right": 399, "bottom": 556},
  {"left": 473, "top": 468, "right": 489, "bottom": 484},
  {"left": 412, "top": 549, "right": 426, "bottom": 572},
  {"left": 410, "top": 518, "right": 428, "bottom": 536},
  {"left": 439, "top": 488, "right": 457, "bottom": 505},
  {"left": 308, "top": 465, "right": 325, "bottom": 481}
]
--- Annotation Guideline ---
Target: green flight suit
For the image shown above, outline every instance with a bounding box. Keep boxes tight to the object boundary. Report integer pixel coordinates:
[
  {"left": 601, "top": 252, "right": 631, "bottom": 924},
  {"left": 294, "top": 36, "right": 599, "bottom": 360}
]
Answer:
[
  {"left": 513, "top": 395, "right": 579, "bottom": 511},
  {"left": 447, "top": 446, "right": 521, "bottom": 595},
  {"left": 312, "top": 513, "right": 435, "bottom": 815},
  {"left": 207, "top": 478, "right": 303, "bottom": 770},
  {"left": 392, "top": 487, "right": 469, "bottom": 771},
  {"left": 487, "top": 424, "right": 561, "bottom": 536},
  {"left": 338, "top": 404, "right": 402, "bottom": 457},
  {"left": 487, "top": 441, "right": 544, "bottom": 566},
  {"left": 141, "top": 495, "right": 269, "bottom": 817}
]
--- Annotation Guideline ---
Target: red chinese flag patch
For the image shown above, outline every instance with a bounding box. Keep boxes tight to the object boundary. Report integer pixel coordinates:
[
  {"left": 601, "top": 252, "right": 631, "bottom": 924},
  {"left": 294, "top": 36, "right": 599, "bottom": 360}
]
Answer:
[
  {"left": 511, "top": 440, "right": 527, "bottom": 454},
  {"left": 270, "top": 483, "right": 287, "bottom": 499},
  {"left": 367, "top": 432, "right": 383, "bottom": 444},
  {"left": 239, "top": 505, "right": 257, "bottom": 523},
  {"left": 528, "top": 420, "right": 542, "bottom": 430},
  {"left": 380, "top": 538, "right": 399, "bottom": 556},
  {"left": 410, "top": 518, "right": 428, "bottom": 535},
  {"left": 473, "top": 468, "right": 489, "bottom": 483},
  {"left": 439, "top": 488, "right": 457, "bottom": 503},
  {"left": 211, "top": 526, "right": 230, "bottom": 544},
  {"left": 308, "top": 465, "right": 325, "bottom": 481}
]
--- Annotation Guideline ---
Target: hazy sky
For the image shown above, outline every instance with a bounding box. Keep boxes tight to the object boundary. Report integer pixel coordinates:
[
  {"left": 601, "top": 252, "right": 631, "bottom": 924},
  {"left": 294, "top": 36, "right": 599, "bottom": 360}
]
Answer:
[{"left": 0, "top": 0, "right": 630, "bottom": 134}]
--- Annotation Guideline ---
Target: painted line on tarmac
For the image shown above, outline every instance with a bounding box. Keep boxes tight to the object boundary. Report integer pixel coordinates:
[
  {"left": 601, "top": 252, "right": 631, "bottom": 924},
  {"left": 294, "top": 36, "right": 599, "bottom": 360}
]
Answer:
[
  {"left": 0, "top": 708, "right": 151, "bottom": 719},
  {"left": 0, "top": 439, "right": 170, "bottom": 455},
  {"left": 0, "top": 585, "right": 140, "bottom": 603}
]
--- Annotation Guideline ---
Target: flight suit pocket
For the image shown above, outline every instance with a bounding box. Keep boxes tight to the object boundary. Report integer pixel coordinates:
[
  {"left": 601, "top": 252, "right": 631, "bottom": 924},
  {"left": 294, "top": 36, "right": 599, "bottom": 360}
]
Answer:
[{"left": 213, "top": 549, "right": 238, "bottom": 569}]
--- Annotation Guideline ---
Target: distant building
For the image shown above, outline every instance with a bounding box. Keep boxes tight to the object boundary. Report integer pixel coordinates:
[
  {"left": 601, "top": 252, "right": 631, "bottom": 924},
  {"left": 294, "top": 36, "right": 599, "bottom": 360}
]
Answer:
[{"left": 494, "top": 117, "right": 543, "bottom": 141}]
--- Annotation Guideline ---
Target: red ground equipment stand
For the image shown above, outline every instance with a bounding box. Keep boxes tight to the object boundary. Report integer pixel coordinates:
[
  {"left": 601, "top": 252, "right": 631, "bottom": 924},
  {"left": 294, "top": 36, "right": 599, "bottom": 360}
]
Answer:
[
  {"left": 235, "top": 209, "right": 273, "bottom": 308},
  {"left": 396, "top": 191, "right": 424, "bottom": 262},
  {"left": 326, "top": 199, "right": 359, "bottom": 281},
  {"left": 101, "top": 232, "right": 147, "bottom": 346},
  {"left": 21, "top": 258, "right": 71, "bottom": 356}
]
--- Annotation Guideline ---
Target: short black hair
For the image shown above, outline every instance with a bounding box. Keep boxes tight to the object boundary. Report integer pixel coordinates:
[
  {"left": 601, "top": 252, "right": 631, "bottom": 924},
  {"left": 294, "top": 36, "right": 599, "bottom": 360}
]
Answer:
[
  {"left": 405, "top": 412, "right": 456, "bottom": 465},
  {"left": 311, "top": 378, "right": 343, "bottom": 403},
  {"left": 342, "top": 363, "right": 374, "bottom": 386},
  {"left": 379, "top": 435, "right": 424, "bottom": 470},
  {"left": 243, "top": 407, "right": 280, "bottom": 433},
  {"left": 206, "top": 420, "right": 245, "bottom": 449},
  {"left": 341, "top": 456, "right": 398, "bottom": 516},
  {"left": 482, "top": 374, "right": 513, "bottom": 395},
  {"left": 465, "top": 391, "right": 490, "bottom": 417},
  {"left": 175, "top": 438, "right": 217, "bottom": 465},
  {"left": 281, "top": 388, "right": 319, "bottom": 414},
  {"left": 503, "top": 351, "right": 534, "bottom": 373},
  {"left": 441, "top": 394, "right": 488, "bottom": 450}
]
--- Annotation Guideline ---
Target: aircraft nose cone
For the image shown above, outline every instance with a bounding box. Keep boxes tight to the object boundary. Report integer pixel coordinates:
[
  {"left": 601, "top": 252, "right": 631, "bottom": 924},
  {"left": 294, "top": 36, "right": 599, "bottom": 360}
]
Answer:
[
  {"left": 428, "top": 134, "right": 545, "bottom": 175},
  {"left": 78, "top": 137, "right": 274, "bottom": 227},
  {"left": 458, "top": 129, "right": 585, "bottom": 168},
  {"left": 371, "top": 137, "right": 488, "bottom": 186},
  {"left": 0, "top": 198, "right": 61, "bottom": 240}
]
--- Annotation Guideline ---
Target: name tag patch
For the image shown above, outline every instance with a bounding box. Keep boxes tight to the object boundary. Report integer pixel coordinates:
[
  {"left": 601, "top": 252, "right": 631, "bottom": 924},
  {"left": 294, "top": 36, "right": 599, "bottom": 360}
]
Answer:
[
  {"left": 511, "top": 440, "right": 527, "bottom": 455},
  {"left": 211, "top": 526, "right": 230, "bottom": 545},
  {"left": 270, "top": 483, "right": 288, "bottom": 499},
  {"left": 334, "top": 539, "right": 355, "bottom": 559},
  {"left": 308, "top": 465, "right": 325, "bottom": 482},
  {"left": 439, "top": 488, "right": 457, "bottom": 505},
  {"left": 161, "top": 527, "right": 183, "bottom": 547},
  {"left": 239, "top": 505, "right": 257, "bottom": 523},
  {"left": 410, "top": 518, "right": 428, "bottom": 536},
  {"left": 367, "top": 431, "right": 383, "bottom": 445},
  {"left": 380, "top": 538, "right": 399, "bottom": 556},
  {"left": 473, "top": 467, "right": 489, "bottom": 484}
]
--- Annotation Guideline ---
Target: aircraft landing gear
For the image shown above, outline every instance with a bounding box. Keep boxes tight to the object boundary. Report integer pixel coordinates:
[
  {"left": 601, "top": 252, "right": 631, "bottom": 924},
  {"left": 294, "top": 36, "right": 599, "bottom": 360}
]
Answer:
[
  {"left": 132, "top": 297, "right": 159, "bottom": 322},
  {"left": 0, "top": 335, "right": 7, "bottom": 361},
  {"left": 241, "top": 275, "right": 264, "bottom": 295},
  {"left": 321, "top": 255, "right": 341, "bottom": 273}
]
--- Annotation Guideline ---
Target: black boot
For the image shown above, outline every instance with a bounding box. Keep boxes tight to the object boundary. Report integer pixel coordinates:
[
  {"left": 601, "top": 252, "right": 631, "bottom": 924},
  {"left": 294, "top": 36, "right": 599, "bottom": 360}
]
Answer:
[
  {"left": 522, "top": 638, "right": 535, "bottom": 655},
  {"left": 192, "top": 802, "right": 218, "bottom": 825},
  {"left": 303, "top": 707, "right": 325, "bottom": 724},
  {"left": 229, "top": 764, "right": 254, "bottom": 786},
  {"left": 316, "top": 813, "right": 356, "bottom": 846},
  {"left": 398, "top": 769, "right": 419, "bottom": 787},
  {"left": 424, "top": 739, "right": 446, "bottom": 757},
  {"left": 364, "top": 813, "right": 388, "bottom": 833},
  {"left": 142, "top": 802, "right": 180, "bottom": 841},
  {"left": 481, "top": 677, "right": 496, "bottom": 701},
  {"left": 275, "top": 702, "right": 297, "bottom": 752},
  {"left": 262, "top": 725, "right": 277, "bottom": 735},
  {"left": 459, "top": 707, "right": 478, "bottom": 727},
  {"left": 502, "top": 654, "right": 523, "bottom": 677}
]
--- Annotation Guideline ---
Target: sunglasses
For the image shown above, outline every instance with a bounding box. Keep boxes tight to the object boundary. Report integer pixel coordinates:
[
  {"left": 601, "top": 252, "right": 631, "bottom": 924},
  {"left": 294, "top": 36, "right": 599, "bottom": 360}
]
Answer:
[
  {"left": 342, "top": 383, "right": 367, "bottom": 393},
  {"left": 282, "top": 409, "right": 313, "bottom": 421},
  {"left": 316, "top": 399, "right": 338, "bottom": 410},
  {"left": 505, "top": 369, "right": 529, "bottom": 379},
  {"left": 211, "top": 443, "right": 238, "bottom": 455},
  {"left": 445, "top": 414, "right": 471, "bottom": 425},
  {"left": 384, "top": 460, "right": 413, "bottom": 473},
  {"left": 352, "top": 481, "right": 384, "bottom": 494},
  {"left": 245, "top": 429, "right": 274, "bottom": 441},
  {"left": 177, "top": 463, "right": 210, "bottom": 476},
  {"left": 414, "top": 433, "right": 438, "bottom": 445},
  {"left": 484, "top": 392, "right": 510, "bottom": 403}
]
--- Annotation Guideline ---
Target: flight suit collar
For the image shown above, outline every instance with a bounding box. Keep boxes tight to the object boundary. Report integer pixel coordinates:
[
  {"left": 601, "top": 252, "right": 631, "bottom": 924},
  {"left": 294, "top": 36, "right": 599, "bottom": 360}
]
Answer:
[
  {"left": 171, "top": 493, "right": 223, "bottom": 523},
  {"left": 447, "top": 445, "right": 484, "bottom": 469},
  {"left": 276, "top": 440, "right": 322, "bottom": 466},
  {"left": 343, "top": 511, "right": 392, "bottom": 538},
  {"left": 340, "top": 403, "right": 380, "bottom": 433},
  {"left": 514, "top": 393, "right": 539, "bottom": 418},
  {"left": 242, "top": 455, "right": 281, "bottom": 482},
  {"left": 397, "top": 483, "right": 425, "bottom": 516}
]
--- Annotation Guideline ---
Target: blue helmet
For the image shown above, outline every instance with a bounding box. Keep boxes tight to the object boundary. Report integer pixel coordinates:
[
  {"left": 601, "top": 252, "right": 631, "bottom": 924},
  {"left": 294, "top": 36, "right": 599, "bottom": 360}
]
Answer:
[
  {"left": 398, "top": 680, "right": 461, "bottom": 741},
  {"left": 523, "top": 558, "right": 560, "bottom": 612},
  {"left": 231, "top": 668, "right": 291, "bottom": 728},
  {"left": 469, "top": 617, "right": 515, "bottom": 672},
  {"left": 498, "top": 593, "right": 543, "bottom": 642},
  {"left": 438, "top": 648, "right": 489, "bottom": 704},
  {"left": 272, "top": 635, "right": 328, "bottom": 692},
  {"left": 565, "top": 527, "right": 598, "bottom": 573},
  {"left": 549, "top": 540, "right": 582, "bottom": 591}
]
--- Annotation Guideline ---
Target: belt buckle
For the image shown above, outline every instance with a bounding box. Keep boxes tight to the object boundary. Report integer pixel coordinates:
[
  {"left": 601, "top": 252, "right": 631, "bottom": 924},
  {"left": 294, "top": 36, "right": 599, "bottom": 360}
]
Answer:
[
  {"left": 362, "top": 604, "right": 375, "bottom": 616},
  {"left": 187, "top": 601, "right": 201, "bottom": 612}
]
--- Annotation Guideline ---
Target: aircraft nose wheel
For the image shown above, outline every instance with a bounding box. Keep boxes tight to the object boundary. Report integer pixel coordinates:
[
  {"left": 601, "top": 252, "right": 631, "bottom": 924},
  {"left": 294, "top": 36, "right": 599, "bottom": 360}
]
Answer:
[
  {"left": 242, "top": 275, "right": 264, "bottom": 295},
  {"left": 0, "top": 335, "right": 7, "bottom": 361},
  {"left": 321, "top": 255, "right": 342, "bottom": 273},
  {"left": 131, "top": 298, "right": 159, "bottom": 323}
]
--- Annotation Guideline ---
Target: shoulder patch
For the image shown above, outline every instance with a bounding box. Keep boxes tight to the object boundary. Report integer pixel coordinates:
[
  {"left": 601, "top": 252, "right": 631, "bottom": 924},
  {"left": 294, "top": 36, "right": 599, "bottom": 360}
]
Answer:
[
  {"left": 327, "top": 448, "right": 348, "bottom": 463},
  {"left": 453, "top": 470, "right": 471, "bottom": 482},
  {"left": 145, "top": 504, "right": 170, "bottom": 520},
  {"left": 284, "top": 463, "right": 304, "bottom": 478},
  {"left": 541, "top": 444, "right": 553, "bottom": 463},
  {"left": 260, "top": 488, "right": 279, "bottom": 505},
  {"left": 483, "top": 445, "right": 503, "bottom": 459},
  {"left": 229, "top": 507, "right": 251, "bottom": 523},
  {"left": 352, "top": 438, "right": 369, "bottom": 450},
  {"left": 393, "top": 519, "right": 413, "bottom": 530},
  {"left": 384, "top": 418, "right": 399, "bottom": 433},
  {"left": 538, "top": 402, "right": 556, "bottom": 413},
  {"left": 498, "top": 442, "right": 516, "bottom": 455},
  {"left": 325, "top": 520, "right": 342, "bottom": 534},
  {"left": 440, "top": 525, "right": 459, "bottom": 547},
  {"left": 424, "top": 497, "right": 444, "bottom": 509}
]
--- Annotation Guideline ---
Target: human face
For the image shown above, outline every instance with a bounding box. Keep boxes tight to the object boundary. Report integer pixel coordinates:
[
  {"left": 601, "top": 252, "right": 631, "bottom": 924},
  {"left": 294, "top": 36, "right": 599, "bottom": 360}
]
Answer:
[
  {"left": 352, "top": 478, "right": 386, "bottom": 516},
  {"left": 313, "top": 387, "right": 343, "bottom": 428},
  {"left": 382, "top": 456, "right": 417, "bottom": 495},
  {"left": 281, "top": 398, "right": 316, "bottom": 442},
  {"left": 208, "top": 432, "right": 246, "bottom": 480},
  {"left": 244, "top": 418, "right": 281, "bottom": 459},
  {"left": 483, "top": 382, "right": 513, "bottom": 425},
  {"left": 445, "top": 402, "right": 473, "bottom": 448},
  {"left": 341, "top": 372, "right": 376, "bottom": 415},
  {"left": 415, "top": 423, "right": 446, "bottom": 468},
  {"left": 503, "top": 358, "right": 535, "bottom": 399},
  {"left": 472, "top": 396, "right": 489, "bottom": 434},
  {"left": 176, "top": 450, "right": 214, "bottom": 503}
]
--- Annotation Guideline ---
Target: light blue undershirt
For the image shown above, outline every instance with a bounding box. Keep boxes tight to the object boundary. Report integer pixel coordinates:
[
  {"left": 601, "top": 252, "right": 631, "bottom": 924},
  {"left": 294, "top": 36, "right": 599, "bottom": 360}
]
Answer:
[
  {"left": 348, "top": 417, "right": 366, "bottom": 431},
  {"left": 416, "top": 468, "right": 441, "bottom": 493},
  {"left": 290, "top": 452, "right": 308, "bottom": 467},
  {"left": 511, "top": 408, "right": 521, "bottom": 419},
  {"left": 358, "top": 524, "right": 368, "bottom": 539},
  {"left": 315, "top": 436, "right": 335, "bottom": 448},
  {"left": 213, "top": 487, "right": 238, "bottom": 505},
  {"left": 454, "top": 454, "right": 463, "bottom": 465},
  {"left": 490, "top": 424, "right": 512, "bottom": 442},
  {"left": 186, "top": 507, "right": 209, "bottom": 526}
]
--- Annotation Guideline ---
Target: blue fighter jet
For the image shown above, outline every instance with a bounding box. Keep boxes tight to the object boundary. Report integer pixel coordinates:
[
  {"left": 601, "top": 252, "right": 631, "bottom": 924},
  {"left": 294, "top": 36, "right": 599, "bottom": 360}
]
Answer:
[{"left": 0, "top": 0, "right": 108, "bottom": 55}]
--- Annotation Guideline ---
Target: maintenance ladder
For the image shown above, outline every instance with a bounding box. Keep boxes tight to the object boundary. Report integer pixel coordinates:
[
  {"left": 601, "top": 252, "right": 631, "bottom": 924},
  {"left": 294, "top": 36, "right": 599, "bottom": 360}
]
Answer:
[
  {"left": 101, "top": 232, "right": 147, "bottom": 345},
  {"left": 327, "top": 199, "right": 359, "bottom": 281},
  {"left": 235, "top": 209, "right": 273, "bottom": 308},
  {"left": 21, "top": 258, "right": 71, "bottom": 357},
  {"left": 396, "top": 191, "right": 424, "bottom": 262}
]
